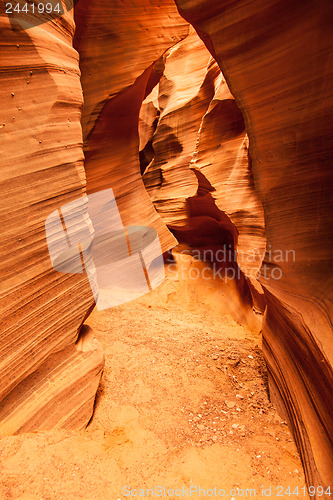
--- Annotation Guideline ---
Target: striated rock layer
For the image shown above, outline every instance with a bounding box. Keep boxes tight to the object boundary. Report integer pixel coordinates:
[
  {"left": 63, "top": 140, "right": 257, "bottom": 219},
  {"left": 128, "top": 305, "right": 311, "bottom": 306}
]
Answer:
[
  {"left": 142, "top": 28, "right": 215, "bottom": 225},
  {"left": 0, "top": 0, "right": 190, "bottom": 434},
  {"left": 1, "top": 6, "right": 332, "bottom": 496},
  {"left": 141, "top": 29, "right": 266, "bottom": 312},
  {"left": 141, "top": 30, "right": 266, "bottom": 280},
  {"left": 174, "top": 0, "right": 333, "bottom": 489},
  {"left": 0, "top": 10, "right": 104, "bottom": 433},
  {"left": 73, "top": 0, "right": 190, "bottom": 253}
]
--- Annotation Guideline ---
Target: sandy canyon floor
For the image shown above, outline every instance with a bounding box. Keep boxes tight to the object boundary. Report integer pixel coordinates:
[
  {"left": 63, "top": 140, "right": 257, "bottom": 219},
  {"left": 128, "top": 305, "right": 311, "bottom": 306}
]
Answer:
[{"left": 0, "top": 259, "right": 308, "bottom": 500}]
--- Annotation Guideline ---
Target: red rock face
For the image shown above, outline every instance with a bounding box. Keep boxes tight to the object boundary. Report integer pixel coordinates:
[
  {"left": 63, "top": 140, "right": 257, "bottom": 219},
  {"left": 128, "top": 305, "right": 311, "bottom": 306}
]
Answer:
[
  {"left": 0, "top": 0, "right": 189, "bottom": 433},
  {"left": 140, "top": 29, "right": 266, "bottom": 313},
  {"left": 142, "top": 28, "right": 215, "bottom": 225},
  {"left": 141, "top": 30, "right": 265, "bottom": 279},
  {"left": 0, "top": 11, "right": 104, "bottom": 432},
  {"left": 73, "top": 0, "right": 190, "bottom": 252},
  {"left": 174, "top": 0, "right": 333, "bottom": 488}
]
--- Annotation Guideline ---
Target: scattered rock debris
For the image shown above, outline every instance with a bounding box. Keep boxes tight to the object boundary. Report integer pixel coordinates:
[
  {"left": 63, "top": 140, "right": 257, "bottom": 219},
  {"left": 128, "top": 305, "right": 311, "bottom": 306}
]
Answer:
[{"left": 0, "top": 278, "right": 307, "bottom": 499}]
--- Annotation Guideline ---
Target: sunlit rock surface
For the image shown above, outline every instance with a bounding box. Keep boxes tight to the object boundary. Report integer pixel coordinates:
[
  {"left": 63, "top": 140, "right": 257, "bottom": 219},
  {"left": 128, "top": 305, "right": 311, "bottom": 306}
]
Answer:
[
  {"left": 0, "top": 11, "right": 104, "bottom": 433},
  {"left": 142, "top": 28, "right": 214, "bottom": 225},
  {"left": 73, "top": 0, "right": 190, "bottom": 252},
  {"left": 141, "top": 29, "right": 266, "bottom": 299},
  {"left": 175, "top": 0, "right": 333, "bottom": 488},
  {"left": 0, "top": 0, "right": 190, "bottom": 434},
  {"left": 190, "top": 73, "right": 266, "bottom": 281}
]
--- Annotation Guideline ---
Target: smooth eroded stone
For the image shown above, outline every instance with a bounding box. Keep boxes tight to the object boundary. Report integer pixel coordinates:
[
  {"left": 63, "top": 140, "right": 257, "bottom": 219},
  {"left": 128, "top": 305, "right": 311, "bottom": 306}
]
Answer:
[
  {"left": 74, "top": 0, "right": 191, "bottom": 253},
  {"left": 0, "top": 8, "right": 103, "bottom": 434},
  {"left": 175, "top": 0, "right": 333, "bottom": 487}
]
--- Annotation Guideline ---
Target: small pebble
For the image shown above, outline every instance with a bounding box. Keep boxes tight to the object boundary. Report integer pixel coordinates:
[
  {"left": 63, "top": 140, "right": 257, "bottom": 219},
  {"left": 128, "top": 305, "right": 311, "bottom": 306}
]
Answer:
[{"left": 225, "top": 400, "right": 236, "bottom": 409}]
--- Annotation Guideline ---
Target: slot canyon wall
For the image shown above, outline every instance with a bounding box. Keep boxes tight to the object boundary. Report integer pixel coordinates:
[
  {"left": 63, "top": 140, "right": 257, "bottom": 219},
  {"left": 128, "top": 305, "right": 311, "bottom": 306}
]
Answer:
[
  {"left": 73, "top": 0, "right": 188, "bottom": 250},
  {"left": 0, "top": 0, "right": 332, "bottom": 492},
  {"left": 0, "top": 7, "right": 104, "bottom": 434},
  {"left": 0, "top": 0, "right": 187, "bottom": 434},
  {"left": 140, "top": 28, "right": 266, "bottom": 284},
  {"left": 172, "top": 0, "right": 333, "bottom": 489}
]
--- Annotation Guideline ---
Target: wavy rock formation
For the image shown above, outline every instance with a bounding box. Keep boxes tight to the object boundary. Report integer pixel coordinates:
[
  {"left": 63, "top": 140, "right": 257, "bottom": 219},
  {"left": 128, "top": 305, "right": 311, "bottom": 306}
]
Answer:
[
  {"left": 141, "top": 29, "right": 266, "bottom": 308},
  {"left": 1, "top": 2, "right": 332, "bottom": 492},
  {"left": 190, "top": 74, "right": 265, "bottom": 281},
  {"left": 0, "top": 11, "right": 104, "bottom": 433},
  {"left": 142, "top": 28, "right": 215, "bottom": 225},
  {"left": 174, "top": 0, "right": 333, "bottom": 489},
  {"left": 0, "top": 0, "right": 190, "bottom": 433},
  {"left": 73, "top": 0, "right": 190, "bottom": 252}
]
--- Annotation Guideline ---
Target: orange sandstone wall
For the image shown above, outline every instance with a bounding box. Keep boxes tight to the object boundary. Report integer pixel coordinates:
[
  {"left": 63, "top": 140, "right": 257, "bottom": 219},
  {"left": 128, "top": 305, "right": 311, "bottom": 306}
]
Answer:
[
  {"left": 1, "top": 8, "right": 332, "bottom": 496},
  {"left": 73, "top": 0, "right": 190, "bottom": 252},
  {"left": 174, "top": 0, "right": 333, "bottom": 489},
  {"left": 142, "top": 28, "right": 215, "bottom": 226},
  {"left": 0, "top": 9, "right": 104, "bottom": 433},
  {"left": 141, "top": 29, "right": 266, "bottom": 280},
  {"left": 0, "top": 0, "right": 190, "bottom": 433}
]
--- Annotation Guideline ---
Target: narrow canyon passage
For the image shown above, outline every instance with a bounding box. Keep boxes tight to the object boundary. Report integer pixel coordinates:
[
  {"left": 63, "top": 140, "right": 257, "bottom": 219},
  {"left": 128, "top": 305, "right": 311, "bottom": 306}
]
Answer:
[
  {"left": 0, "top": 256, "right": 307, "bottom": 499},
  {"left": 1, "top": 0, "right": 332, "bottom": 496}
]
